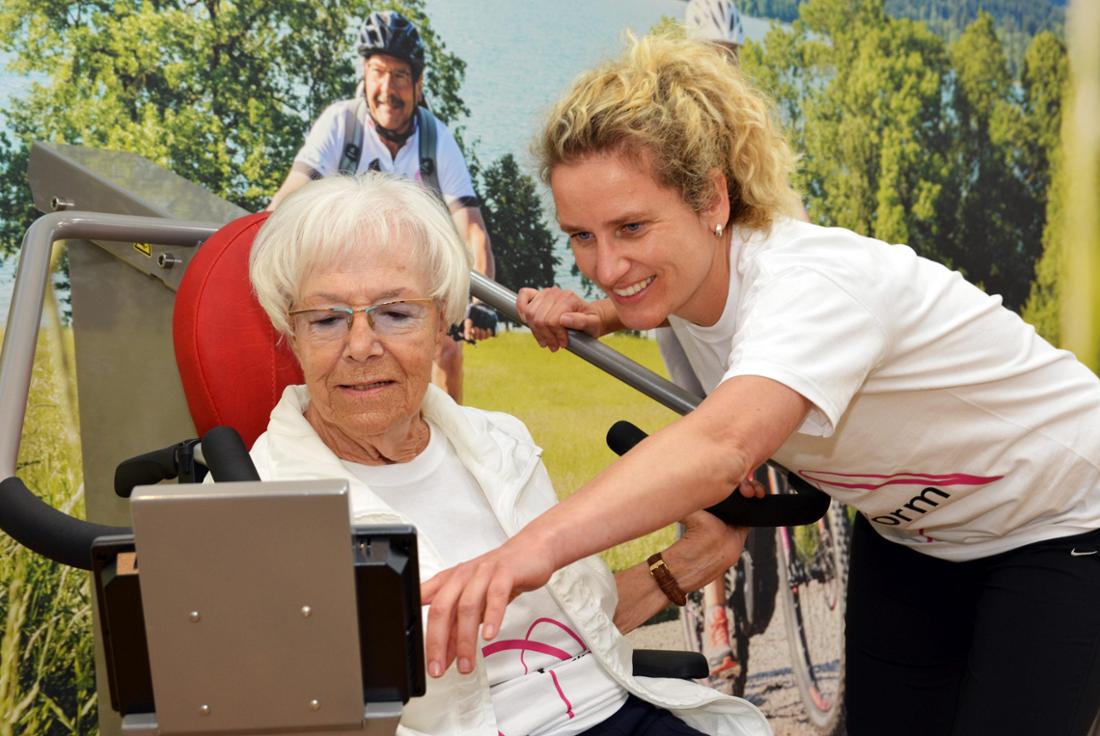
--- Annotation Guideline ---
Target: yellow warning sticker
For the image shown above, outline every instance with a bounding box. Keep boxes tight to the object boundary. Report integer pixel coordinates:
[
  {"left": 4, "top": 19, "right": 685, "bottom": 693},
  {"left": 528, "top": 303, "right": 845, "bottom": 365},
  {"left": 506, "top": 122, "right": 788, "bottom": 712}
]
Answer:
[{"left": 133, "top": 242, "right": 153, "bottom": 257}]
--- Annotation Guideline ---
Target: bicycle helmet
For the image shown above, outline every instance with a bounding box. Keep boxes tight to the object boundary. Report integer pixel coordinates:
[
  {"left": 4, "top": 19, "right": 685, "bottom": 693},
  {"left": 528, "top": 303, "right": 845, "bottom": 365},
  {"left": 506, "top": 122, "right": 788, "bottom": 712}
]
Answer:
[
  {"left": 357, "top": 11, "right": 426, "bottom": 79},
  {"left": 685, "top": 0, "right": 745, "bottom": 47}
]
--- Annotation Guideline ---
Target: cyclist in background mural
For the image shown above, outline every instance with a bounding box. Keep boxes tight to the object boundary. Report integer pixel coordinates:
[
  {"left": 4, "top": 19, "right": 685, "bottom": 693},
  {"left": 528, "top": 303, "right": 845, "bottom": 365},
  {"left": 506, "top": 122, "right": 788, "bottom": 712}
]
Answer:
[
  {"left": 422, "top": 34, "right": 1100, "bottom": 736},
  {"left": 267, "top": 10, "right": 495, "bottom": 404}
]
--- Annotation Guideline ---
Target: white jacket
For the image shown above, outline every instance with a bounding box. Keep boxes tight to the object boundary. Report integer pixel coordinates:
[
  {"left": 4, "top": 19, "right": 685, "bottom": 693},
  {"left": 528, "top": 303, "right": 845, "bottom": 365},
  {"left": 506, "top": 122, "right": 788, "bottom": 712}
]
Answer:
[{"left": 251, "top": 385, "right": 772, "bottom": 736}]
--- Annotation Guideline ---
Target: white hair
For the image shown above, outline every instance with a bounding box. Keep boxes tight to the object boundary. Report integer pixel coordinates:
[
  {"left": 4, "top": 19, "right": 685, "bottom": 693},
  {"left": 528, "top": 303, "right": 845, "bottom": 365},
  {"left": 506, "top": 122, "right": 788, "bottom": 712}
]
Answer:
[{"left": 250, "top": 173, "right": 471, "bottom": 335}]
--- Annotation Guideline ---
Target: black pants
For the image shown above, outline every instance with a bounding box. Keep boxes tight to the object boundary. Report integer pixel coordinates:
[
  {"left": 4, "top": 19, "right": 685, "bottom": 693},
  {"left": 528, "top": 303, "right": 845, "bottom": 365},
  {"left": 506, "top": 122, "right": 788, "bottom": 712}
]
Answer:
[
  {"left": 845, "top": 514, "right": 1100, "bottom": 735},
  {"left": 578, "top": 694, "right": 709, "bottom": 735}
]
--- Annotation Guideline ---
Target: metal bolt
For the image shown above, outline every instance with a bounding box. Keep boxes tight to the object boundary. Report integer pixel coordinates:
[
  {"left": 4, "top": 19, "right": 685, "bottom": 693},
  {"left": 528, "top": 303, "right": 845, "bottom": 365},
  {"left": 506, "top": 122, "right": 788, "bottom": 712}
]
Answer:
[
  {"left": 157, "top": 252, "right": 182, "bottom": 269},
  {"left": 50, "top": 197, "right": 75, "bottom": 211},
  {"left": 301, "top": 605, "right": 312, "bottom": 618},
  {"left": 199, "top": 704, "right": 210, "bottom": 716},
  {"left": 189, "top": 611, "right": 201, "bottom": 623},
  {"left": 309, "top": 699, "right": 321, "bottom": 711}
]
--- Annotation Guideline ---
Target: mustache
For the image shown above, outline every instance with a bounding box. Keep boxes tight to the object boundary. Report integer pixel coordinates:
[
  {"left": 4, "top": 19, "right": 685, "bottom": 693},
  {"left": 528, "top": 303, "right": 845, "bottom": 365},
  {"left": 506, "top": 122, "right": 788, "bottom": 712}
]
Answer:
[{"left": 372, "top": 94, "right": 405, "bottom": 108}]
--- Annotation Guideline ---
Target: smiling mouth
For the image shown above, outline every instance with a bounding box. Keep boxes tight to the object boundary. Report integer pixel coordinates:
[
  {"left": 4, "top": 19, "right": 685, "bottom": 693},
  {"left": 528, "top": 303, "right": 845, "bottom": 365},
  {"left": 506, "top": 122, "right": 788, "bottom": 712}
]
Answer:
[
  {"left": 341, "top": 380, "right": 395, "bottom": 391},
  {"left": 612, "top": 276, "right": 655, "bottom": 298}
]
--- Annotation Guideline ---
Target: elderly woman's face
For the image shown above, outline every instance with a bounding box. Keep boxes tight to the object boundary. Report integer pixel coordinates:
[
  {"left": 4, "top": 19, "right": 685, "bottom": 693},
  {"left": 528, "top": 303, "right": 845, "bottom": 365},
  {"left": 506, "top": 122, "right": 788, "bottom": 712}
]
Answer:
[{"left": 290, "top": 247, "right": 445, "bottom": 439}]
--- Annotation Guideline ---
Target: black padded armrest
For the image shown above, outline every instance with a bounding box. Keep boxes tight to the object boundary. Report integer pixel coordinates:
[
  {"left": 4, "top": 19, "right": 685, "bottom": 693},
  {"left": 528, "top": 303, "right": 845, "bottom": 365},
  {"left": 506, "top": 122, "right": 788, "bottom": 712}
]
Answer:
[{"left": 631, "top": 649, "right": 708, "bottom": 680}]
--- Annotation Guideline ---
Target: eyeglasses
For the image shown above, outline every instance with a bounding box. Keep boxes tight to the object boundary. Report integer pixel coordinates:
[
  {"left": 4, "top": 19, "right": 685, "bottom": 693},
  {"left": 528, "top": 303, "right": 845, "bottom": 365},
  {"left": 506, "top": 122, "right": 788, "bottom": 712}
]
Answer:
[
  {"left": 366, "top": 63, "right": 414, "bottom": 89},
  {"left": 288, "top": 298, "right": 436, "bottom": 343}
]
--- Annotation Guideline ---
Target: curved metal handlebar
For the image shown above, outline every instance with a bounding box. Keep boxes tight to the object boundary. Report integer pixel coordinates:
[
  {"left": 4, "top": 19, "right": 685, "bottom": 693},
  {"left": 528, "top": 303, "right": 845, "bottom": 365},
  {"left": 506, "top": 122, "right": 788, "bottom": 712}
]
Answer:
[{"left": 0, "top": 213, "right": 222, "bottom": 568}]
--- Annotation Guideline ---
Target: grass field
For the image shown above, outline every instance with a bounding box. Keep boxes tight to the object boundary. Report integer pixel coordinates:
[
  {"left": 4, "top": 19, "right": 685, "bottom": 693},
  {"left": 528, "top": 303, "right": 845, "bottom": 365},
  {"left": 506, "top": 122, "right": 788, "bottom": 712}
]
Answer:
[
  {"left": 0, "top": 329, "right": 96, "bottom": 735},
  {"left": 464, "top": 329, "right": 682, "bottom": 571}
]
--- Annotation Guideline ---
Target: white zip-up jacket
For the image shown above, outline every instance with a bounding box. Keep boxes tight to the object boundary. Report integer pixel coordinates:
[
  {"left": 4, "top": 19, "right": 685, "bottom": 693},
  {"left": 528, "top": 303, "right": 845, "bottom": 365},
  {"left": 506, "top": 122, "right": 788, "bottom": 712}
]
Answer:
[{"left": 251, "top": 385, "right": 772, "bottom": 736}]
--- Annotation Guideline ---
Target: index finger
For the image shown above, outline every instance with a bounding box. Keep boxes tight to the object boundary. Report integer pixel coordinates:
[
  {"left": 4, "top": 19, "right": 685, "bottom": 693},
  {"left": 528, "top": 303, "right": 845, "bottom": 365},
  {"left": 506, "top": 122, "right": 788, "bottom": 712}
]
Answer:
[{"left": 423, "top": 567, "right": 471, "bottom": 677}]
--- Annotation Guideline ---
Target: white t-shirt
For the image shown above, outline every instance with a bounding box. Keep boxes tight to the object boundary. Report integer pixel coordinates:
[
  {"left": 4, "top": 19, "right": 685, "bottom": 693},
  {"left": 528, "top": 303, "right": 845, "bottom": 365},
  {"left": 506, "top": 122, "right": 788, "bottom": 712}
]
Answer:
[
  {"left": 667, "top": 217, "right": 1100, "bottom": 561},
  {"left": 293, "top": 98, "right": 477, "bottom": 210},
  {"left": 344, "top": 423, "right": 627, "bottom": 734}
]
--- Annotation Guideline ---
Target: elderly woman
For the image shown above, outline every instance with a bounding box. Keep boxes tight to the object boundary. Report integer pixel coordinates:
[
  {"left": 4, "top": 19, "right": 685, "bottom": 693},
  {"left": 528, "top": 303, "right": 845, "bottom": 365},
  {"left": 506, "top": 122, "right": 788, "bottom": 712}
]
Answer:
[{"left": 246, "top": 173, "right": 771, "bottom": 736}]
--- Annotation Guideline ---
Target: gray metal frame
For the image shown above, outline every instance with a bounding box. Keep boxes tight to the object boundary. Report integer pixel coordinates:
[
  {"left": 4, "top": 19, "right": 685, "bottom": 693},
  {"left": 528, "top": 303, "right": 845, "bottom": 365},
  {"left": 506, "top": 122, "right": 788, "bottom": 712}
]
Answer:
[{"left": 0, "top": 211, "right": 220, "bottom": 479}]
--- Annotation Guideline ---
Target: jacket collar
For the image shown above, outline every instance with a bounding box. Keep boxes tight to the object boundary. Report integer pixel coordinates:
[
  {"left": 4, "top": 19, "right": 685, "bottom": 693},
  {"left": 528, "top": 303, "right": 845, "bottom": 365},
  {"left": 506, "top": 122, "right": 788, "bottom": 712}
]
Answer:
[{"left": 262, "top": 385, "right": 542, "bottom": 536}]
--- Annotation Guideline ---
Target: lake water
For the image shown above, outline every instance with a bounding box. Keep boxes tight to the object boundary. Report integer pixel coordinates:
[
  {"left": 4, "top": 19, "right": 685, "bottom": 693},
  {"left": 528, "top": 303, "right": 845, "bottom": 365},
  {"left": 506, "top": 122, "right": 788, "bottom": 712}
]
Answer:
[{"left": 0, "top": 2, "right": 773, "bottom": 323}]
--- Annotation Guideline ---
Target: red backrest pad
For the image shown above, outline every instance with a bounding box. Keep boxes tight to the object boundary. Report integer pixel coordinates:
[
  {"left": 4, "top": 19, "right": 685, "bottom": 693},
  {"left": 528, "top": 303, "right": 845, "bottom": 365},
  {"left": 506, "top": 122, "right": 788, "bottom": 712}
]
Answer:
[{"left": 173, "top": 211, "right": 303, "bottom": 448}]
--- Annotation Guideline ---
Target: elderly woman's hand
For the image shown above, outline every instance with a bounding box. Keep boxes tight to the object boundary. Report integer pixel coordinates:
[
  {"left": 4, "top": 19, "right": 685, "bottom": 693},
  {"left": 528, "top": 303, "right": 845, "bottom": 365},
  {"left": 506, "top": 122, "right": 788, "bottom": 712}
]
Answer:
[
  {"left": 516, "top": 287, "right": 612, "bottom": 351},
  {"left": 612, "top": 510, "right": 747, "bottom": 634},
  {"left": 677, "top": 510, "right": 748, "bottom": 571}
]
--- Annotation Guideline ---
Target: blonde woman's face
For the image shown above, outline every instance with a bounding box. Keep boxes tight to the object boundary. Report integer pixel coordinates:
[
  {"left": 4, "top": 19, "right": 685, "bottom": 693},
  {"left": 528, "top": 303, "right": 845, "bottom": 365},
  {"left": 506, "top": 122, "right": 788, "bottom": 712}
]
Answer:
[{"left": 551, "top": 150, "right": 731, "bottom": 328}]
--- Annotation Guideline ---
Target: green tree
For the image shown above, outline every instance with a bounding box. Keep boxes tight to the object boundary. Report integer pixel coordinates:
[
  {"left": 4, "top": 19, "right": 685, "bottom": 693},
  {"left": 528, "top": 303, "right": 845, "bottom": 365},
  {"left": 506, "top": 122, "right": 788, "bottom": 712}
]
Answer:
[
  {"left": 744, "top": 0, "right": 1066, "bottom": 72},
  {"left": 479, "top": 153, "right": 559, "bottom": 296},
  {"left": 0, "top": 0, "right": 469, "bottom": 255},
  {"left": 940, "top": 12, "right": 1024, "bottom": 305},
  {"left": 744, "top": 0, "right": 951, "bottom": 255},
  {"left": 744, "top": 0, "right": 1066, "bottom": 313},
  {"left": 942, "top": 15, "right": 1066, "bottom": 310},
  {"left": 1011, "top": 32, "right": 1069, "bottom": 340},
  {"left": 1021, "top": 147, "right": 1065, "bottom": 343}
]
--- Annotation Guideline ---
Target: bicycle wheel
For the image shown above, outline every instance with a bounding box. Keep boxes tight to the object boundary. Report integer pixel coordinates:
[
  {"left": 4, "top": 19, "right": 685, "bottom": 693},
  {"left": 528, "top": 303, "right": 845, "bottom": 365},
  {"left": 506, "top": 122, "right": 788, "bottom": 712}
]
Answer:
[{"left": 773, "top": 467, "right": 850, "bottom": 734}]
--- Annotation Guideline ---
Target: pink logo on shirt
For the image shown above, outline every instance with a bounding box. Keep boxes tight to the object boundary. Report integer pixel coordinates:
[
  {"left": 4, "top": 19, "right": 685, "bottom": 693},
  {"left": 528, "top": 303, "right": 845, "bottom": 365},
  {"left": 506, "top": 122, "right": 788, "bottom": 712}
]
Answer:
[
  {"left": 798, "top": 469, "right": 1003, "bottom": 492},
  {"left": 798, "top": 469, "right": 1003, "bottom": 540},
  {"left": 482, "top": 617, "right": 587, "bottom": 721},
  {"left": 481, "top": 617, "right": 587, "bottom": 672}
]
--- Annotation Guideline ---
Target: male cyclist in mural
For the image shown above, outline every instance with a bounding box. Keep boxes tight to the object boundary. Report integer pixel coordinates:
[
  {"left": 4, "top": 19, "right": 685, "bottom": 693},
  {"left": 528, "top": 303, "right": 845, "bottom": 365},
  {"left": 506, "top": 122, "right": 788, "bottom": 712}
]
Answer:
[{"left": 268, "top": 10, "right": 495, "bottom": 404}]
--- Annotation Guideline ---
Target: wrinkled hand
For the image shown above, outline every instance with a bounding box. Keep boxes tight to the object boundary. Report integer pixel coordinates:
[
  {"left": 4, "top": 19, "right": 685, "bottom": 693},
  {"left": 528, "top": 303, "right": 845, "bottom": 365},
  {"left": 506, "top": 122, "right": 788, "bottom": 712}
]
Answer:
[
  {"left": 677, "top": 510, "right": 748, "bottom": 572},
  {"left": 420, "top": 536, "right": 557, "bottom": 677},
  {"left": 516, "top": 287, "right": 603, "bottom": 351}
]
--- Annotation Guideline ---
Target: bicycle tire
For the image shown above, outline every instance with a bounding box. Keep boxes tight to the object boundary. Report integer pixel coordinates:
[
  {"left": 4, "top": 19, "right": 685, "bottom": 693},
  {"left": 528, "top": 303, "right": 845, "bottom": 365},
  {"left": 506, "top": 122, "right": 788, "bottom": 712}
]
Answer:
[{"left": 774, "top": 468, "right": 850, "bottom": 734}]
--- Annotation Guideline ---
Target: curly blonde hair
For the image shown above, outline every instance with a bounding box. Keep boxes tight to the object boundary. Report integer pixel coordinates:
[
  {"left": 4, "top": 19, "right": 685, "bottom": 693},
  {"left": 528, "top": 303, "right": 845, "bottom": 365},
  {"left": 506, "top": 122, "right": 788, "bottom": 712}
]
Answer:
[{"left": 537, "top": 34, "right": 801, "bottom": 231}]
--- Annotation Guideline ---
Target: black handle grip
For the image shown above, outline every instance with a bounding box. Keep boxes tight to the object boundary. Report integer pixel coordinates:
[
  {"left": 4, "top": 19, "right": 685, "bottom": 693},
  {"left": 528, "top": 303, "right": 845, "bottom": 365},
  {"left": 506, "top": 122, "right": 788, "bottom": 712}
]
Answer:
[
  {"left": 114, "top": 446, "right": 181, "bottom": 498},
  {"left": 0, "top": 476, "right": 130, "bottom": 570},
  {"left": 201, "top": 426, "right": 260, "bottom": 482},
  {"left": 605, "top": 420, "right": 830, "bottom": 527}
]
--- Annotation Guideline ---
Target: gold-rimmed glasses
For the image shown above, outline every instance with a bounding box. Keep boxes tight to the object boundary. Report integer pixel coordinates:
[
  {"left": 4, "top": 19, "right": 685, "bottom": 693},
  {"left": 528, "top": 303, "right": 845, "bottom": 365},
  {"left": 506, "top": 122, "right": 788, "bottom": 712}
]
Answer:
[{"left": 289, "top": 298, "right": 436, "bottom": 343}]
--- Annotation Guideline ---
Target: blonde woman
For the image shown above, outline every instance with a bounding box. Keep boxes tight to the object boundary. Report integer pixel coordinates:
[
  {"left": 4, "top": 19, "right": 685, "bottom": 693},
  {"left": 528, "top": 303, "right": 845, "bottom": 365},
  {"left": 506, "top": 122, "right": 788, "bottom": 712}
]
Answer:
[{"left": 423, "top": 34, "right": 1100, "bottom": 736}]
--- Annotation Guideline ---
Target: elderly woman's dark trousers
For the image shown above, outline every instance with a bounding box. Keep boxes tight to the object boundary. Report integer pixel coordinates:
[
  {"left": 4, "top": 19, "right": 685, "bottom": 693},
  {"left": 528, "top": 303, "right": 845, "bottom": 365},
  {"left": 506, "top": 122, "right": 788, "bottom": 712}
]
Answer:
[{"left": 845, "top": 514, "right": 1100, "bottom": 735}]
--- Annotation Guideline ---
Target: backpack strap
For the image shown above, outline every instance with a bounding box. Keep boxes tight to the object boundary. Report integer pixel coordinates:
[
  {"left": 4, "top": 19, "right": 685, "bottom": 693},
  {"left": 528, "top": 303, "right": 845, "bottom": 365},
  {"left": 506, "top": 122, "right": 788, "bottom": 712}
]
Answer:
[
  {"left": 416, "top": 106, "right": 442, "bottom": 199},
  {"left": 338, "top": 99, "right": 367, "bottom": 175}
]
